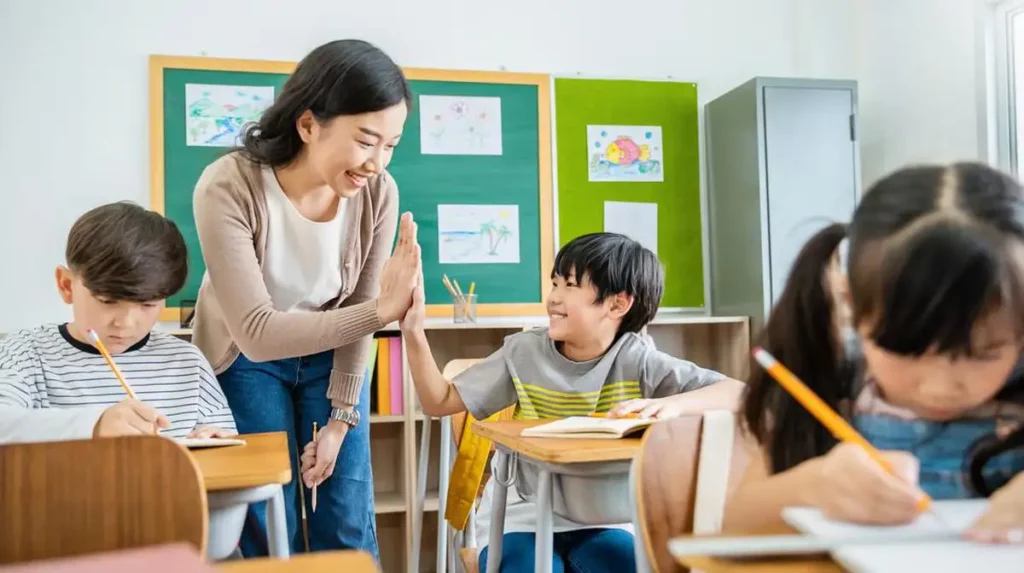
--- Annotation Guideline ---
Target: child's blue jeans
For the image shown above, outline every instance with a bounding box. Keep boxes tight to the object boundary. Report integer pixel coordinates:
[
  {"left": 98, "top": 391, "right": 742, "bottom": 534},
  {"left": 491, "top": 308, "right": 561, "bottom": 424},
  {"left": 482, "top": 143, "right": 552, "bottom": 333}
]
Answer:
[
  {"left": 217, "top": 350, "right": 378, "bottom": 559},
  {"left": 478, "top": 528, "right": 636, "bottom": 573}
]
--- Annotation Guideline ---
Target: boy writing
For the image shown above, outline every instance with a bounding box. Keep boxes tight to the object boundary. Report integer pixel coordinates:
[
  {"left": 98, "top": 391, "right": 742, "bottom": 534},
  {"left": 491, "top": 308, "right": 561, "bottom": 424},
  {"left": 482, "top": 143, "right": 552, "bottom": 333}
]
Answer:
[
  {"left": 0, "top": 202, "right": 236, "bottom": 443},
  {"left": 400, "top": 232, "right": 744, "bottom": 572}
]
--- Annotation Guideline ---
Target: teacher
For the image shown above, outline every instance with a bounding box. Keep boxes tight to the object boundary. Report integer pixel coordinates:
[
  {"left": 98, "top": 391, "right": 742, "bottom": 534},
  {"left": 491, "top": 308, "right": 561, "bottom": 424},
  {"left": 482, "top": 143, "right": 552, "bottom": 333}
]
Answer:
[{"left": 191, "top": 39, "right": 419, "bottom": 558}]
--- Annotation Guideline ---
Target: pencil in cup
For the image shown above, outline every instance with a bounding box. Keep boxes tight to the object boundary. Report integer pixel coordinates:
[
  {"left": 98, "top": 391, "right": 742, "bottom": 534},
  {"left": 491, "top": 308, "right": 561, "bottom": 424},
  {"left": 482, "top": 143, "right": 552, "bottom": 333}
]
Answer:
[
  {"left": 312, "top": 422, "right": 319, "bottom": 513},
  {"left": 441, "top": 275, "right": 462, "bottom": 302},
  {"left": 751, "top": 347, "right": 932, "bottom": 512}
]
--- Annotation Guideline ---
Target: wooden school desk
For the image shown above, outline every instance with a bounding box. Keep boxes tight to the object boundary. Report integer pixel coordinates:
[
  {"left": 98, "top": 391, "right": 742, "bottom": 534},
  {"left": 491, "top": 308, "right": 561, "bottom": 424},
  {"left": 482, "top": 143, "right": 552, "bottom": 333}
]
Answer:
[
  {"left": 472, "top": 419, "right": 642, "bottom": 573},
  {"left": 216, "top": 550, "right": 378, "bottom": 572},
  {"left": 672, "top": 527, "right": 841, "bottom": 573},
  {"left": 189, "top": 432, "right": 292, "bottom": 560}
]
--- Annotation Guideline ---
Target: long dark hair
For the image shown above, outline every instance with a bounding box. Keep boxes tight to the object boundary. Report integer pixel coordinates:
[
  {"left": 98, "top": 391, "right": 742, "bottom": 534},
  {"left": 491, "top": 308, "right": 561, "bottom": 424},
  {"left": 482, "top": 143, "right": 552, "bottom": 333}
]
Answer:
[
  {"left": 743, "top": 163, "right": 1024, "bottom": 482},
  {"left": 240, "top": 39, "right": 412, "bottom": 167}
]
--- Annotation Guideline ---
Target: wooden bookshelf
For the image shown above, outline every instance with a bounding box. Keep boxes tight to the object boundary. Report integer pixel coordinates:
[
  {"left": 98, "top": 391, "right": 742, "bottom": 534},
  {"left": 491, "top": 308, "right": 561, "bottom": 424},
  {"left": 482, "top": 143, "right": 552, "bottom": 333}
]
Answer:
[{"left": 164, "top": 313, "right": 750, "bottom": 572}]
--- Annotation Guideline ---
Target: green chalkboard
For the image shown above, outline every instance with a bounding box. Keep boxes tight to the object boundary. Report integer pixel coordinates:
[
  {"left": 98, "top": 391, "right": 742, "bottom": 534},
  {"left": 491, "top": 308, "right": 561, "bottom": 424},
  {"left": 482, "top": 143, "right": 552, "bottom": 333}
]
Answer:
[
  {"left": 554, "top": 78, "right": 704, "bottom": 308},
  {"left": 151, "top": 57, "right": 552, "bottom": 319},
  {"left": 390, "top": 71, "right": 552, "bottom": 315},
  {"left": 155, "top": 60, "right": 291, "bottom": 311}
]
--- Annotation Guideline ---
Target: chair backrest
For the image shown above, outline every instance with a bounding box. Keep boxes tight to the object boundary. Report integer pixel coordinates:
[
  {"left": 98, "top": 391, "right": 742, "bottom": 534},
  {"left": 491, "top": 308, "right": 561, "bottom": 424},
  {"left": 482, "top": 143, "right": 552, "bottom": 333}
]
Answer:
[
  {"left": 442, "top": 359, "right": 482, "bottom": 450},
  {"left": 632, "top": 412, "right": 751, "bottom": 573},
  {"left": 441, "top": 358, "right": 518, "bottom": 530},
  {"left": 0, "top": 436, "right": 208, "bottom": 565}
]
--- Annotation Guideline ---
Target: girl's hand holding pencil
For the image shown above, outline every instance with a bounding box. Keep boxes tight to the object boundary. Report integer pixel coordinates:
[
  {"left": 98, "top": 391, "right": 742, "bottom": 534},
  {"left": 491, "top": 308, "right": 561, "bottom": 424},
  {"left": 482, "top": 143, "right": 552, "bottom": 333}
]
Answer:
[
  {"left": 753, "top": 347, "right": 932, "bottom": 526},
  {"left": 804, "top": 442, "right": 924, "bottom": 525}
]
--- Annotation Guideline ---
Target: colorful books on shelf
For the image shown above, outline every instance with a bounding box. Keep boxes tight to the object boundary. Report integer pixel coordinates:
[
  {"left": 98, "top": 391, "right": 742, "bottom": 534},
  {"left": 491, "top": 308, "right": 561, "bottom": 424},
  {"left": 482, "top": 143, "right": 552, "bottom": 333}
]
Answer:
[{"left": 368, "top": 335, "right": 404, "bottom": 416}]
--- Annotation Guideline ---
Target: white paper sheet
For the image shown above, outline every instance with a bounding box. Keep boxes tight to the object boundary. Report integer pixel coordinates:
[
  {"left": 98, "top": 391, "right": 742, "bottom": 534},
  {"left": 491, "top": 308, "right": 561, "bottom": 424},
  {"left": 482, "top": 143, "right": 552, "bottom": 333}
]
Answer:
[
  {"left": 420, "top": 95, "right": 503, "bottom": 155},
  {"left": 437, "top": 204, "right": 519, "bottom": 264},
  {"left": 603, "top": 201, "right": 658, "bottom": 255},
  {"left": 587, "top": 125, "right": 664, "bottom": 182},
  {"left": 174, "top": 437, "right": 246, "bottom": 449},
  {"left": 783, "top": 501, "right": 1024, "bottom": 573},
  {"left": 185, "top": 84, "right": 273, "bottom": 147}
]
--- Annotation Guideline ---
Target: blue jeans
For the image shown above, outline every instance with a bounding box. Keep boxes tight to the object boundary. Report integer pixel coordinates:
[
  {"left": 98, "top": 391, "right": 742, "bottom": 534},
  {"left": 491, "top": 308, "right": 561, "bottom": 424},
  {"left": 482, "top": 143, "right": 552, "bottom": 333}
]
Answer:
[
  {"left": 855, "top": 413, "right": 1024, "bottom": 499},
  {"left": 478, "top": 529, "right": 636, "bottom": 573},
  {"left": 217, "top": 351, "right": 378, "bottom": 558}
]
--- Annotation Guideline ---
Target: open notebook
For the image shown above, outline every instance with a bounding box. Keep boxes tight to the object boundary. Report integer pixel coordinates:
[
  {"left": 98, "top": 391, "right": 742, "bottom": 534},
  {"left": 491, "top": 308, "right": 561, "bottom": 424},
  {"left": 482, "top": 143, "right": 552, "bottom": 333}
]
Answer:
[
  {"left": 172, "top": 437, "right": 246, "bottom": 449},
  {"left": 519, "top": 416, "right": 654, "bottom": 439},
  {"left": 783, "top": 500, "right": 1024, "bottom": 572},
  {"left": 669, "top": 500, "right": 1024, "bottom": 572}
]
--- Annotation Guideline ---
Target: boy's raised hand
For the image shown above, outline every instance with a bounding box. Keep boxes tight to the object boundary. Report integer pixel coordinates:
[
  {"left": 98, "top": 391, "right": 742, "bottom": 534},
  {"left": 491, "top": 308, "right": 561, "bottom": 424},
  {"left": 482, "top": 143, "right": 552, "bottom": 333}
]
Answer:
[
  {"left": 93, "top": 398, "right": 171, "bottom": 437},
  {"left": 400, "top": 262, "right": 426, "bottom": 334}
]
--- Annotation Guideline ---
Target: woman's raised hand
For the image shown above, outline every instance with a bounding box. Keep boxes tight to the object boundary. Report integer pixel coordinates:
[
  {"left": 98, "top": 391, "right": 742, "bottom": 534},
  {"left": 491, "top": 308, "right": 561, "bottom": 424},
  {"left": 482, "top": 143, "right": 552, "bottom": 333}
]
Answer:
[{"left": 378, "top": 213, "right": 421, "bottom": 324}]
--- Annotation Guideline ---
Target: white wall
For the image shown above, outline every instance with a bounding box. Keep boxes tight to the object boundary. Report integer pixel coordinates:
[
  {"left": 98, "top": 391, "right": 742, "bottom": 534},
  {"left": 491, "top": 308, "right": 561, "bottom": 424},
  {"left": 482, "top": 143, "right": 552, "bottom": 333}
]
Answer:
[
  {"left": 0, "top": 0, "right": 996, "bottom": 332},
  {"left": 852, "top": 0, "right": 990, "bottom": 186},
  {"left": 0, "top": 0, "right": 801, "bottom": 332}
]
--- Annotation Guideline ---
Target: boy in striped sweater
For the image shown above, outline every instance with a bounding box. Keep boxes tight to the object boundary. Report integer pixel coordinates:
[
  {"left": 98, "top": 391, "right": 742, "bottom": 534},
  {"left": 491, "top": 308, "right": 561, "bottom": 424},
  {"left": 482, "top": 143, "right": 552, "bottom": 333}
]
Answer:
[
  {"left": 0, "top": 202, "right": 236, "bottom": 443},
  {"left": 401, "top": 232, "right": 744, "bottom": 573}
]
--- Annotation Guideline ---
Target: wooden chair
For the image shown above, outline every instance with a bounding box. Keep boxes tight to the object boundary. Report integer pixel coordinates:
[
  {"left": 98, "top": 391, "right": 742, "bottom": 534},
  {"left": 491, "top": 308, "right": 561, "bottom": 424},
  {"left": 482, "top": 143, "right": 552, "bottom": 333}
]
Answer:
[
  {"left": 630, "top": 411, "right": 751, "bottom": 573},
  {"left": 411, "top": 359, "right": 481, "bottom": 573},
  {"left": 0, "top": 436, "right": 208, "bottom": 565}
]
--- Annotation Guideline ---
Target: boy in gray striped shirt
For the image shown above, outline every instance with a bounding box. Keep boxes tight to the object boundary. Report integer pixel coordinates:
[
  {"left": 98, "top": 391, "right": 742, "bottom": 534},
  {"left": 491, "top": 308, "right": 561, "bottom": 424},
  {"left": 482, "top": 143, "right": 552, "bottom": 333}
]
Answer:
[{"left": 0, "top": 202, "right": 235, "bottom": 443}]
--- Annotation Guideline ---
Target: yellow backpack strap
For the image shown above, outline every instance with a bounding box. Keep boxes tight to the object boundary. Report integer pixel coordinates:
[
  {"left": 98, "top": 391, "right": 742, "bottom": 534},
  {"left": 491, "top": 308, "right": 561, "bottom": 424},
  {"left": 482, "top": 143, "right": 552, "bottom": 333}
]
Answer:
[{"left": 444, "top": 406, "right": 515, "bottom": 530}]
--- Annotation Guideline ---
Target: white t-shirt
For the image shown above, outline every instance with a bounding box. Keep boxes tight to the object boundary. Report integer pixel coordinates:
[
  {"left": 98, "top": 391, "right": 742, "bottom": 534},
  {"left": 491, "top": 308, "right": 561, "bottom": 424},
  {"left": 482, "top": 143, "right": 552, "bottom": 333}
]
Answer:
[{"left": 261, "top": 166, "right": 347, "bottom": 312}]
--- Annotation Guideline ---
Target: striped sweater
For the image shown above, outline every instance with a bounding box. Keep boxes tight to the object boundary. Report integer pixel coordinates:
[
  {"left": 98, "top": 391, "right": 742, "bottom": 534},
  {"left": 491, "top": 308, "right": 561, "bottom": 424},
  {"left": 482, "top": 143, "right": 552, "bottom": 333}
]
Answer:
[{"left": 0, "top": 324, "right": 236, "bottom": 443}]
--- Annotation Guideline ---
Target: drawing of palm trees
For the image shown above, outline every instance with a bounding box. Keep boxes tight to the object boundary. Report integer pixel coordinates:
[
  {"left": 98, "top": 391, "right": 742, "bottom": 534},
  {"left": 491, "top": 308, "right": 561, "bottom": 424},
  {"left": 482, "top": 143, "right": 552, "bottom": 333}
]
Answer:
[{"left": 479, "top": 220, "right": 512, "bottom": 255}]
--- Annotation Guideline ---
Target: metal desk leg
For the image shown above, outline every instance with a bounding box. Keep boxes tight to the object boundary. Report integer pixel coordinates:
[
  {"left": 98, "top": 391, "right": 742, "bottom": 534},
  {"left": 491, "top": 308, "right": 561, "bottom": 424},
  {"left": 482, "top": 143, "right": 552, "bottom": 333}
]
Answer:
[
  {"left": 437, "top": 416, "right": 452, "bottom": 572},
  {"left": 534, "top": 469, "right": 554, "bottom": 573},
  {"left": 412, "top": 417, "right": 432, "bottom": 573},
  {"left": 485, "top": 451, "right": 510, "bottom": 573},
  {"left": 265, "top": 484, "right": 290, "bottom": 558}
]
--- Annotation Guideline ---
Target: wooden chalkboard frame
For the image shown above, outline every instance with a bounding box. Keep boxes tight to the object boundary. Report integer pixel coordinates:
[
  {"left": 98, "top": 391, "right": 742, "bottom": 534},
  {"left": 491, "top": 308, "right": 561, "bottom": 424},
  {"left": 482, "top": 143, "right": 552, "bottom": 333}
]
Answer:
[
  {"left": 401, "top": 68, "right": 553, "bottom": 318},
  {"left": 149, "top": 56, "right": 553, "bottom": 321}
]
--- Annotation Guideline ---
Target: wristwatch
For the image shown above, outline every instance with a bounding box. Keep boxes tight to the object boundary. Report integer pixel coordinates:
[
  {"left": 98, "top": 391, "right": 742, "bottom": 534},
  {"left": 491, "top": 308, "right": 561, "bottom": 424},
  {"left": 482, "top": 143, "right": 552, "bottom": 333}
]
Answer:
[{"left": 330, "top": 407, "right": 361, "bottom": 427}]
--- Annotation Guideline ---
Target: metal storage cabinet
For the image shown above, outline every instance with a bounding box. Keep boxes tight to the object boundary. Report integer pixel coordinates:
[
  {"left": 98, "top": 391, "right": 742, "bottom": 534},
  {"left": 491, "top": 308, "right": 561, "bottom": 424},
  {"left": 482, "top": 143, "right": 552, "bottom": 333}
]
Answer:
[{"left": 704, "top": 77, "right": 861, "bottom": 331}]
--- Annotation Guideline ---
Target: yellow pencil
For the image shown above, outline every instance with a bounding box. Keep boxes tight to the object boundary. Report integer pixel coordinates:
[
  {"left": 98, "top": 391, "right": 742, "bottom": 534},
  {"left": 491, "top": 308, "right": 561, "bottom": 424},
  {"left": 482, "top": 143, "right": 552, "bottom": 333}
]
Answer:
[
  {"left": 468, "top": 282, "right": 476, "bottom": 297},
  {"left": 589, "top": 412, "right": 641, "bottom": 419},
  {"left": 312, "top": 422, "right": 319, "bottom": 513},
  {"left": 752, "top": 347, "right": 932, "bottom": 512},
  {"left": 86, "top": 329, "right": 136, "bottom": 400}
]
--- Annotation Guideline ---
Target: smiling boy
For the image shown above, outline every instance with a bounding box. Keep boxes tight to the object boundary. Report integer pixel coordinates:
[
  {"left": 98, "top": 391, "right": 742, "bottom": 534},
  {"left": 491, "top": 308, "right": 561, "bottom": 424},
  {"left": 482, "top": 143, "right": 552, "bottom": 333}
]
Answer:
[{"left": 400, "top": 232, "right": 744, "bottom": 572}]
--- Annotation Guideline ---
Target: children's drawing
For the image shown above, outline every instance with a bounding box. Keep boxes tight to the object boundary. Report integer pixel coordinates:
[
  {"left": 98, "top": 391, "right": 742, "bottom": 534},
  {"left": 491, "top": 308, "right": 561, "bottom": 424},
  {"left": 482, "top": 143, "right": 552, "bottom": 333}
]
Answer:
[
  {"left": 437, "top": 204, "right": 519, "bottom": 264},
  {"left": 185, "top": 84, "right": 274, "bottom": 147},
  {"left": 420, "top": 95, "right": 503, "bottom": 156},
  {"left": 587, "top": 125, "right": 664, "bottom": 182}
]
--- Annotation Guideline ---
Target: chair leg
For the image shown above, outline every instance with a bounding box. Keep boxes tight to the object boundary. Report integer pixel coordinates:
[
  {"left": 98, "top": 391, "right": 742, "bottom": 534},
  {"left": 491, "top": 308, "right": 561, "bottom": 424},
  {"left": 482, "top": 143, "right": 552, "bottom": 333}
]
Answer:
[
  {"left": 629, "top": 458, "right": 653, "bottom": 573},
  {"left": 466, "top": 508, "right": 477, "bottom": 550},
  {"left": 412, "top": 417, "right": 433, "bottom": 573},
  {"left": 437, "top": 416, "right": 452, "bottom": 572}
]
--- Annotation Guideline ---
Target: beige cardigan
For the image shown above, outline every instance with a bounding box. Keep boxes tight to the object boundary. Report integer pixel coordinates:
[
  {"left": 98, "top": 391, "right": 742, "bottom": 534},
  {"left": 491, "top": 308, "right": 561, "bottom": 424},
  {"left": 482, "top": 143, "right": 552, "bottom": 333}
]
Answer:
[{"left": 191, "top": 152, "right": 397, "bottom": 407}]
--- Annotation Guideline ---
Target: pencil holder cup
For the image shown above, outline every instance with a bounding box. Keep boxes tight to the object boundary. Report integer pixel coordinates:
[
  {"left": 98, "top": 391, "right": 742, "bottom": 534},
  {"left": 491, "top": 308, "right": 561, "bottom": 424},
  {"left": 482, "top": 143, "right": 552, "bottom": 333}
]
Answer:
[{"left": 454, "top": 294, "right": 477, "bottom": 323}]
